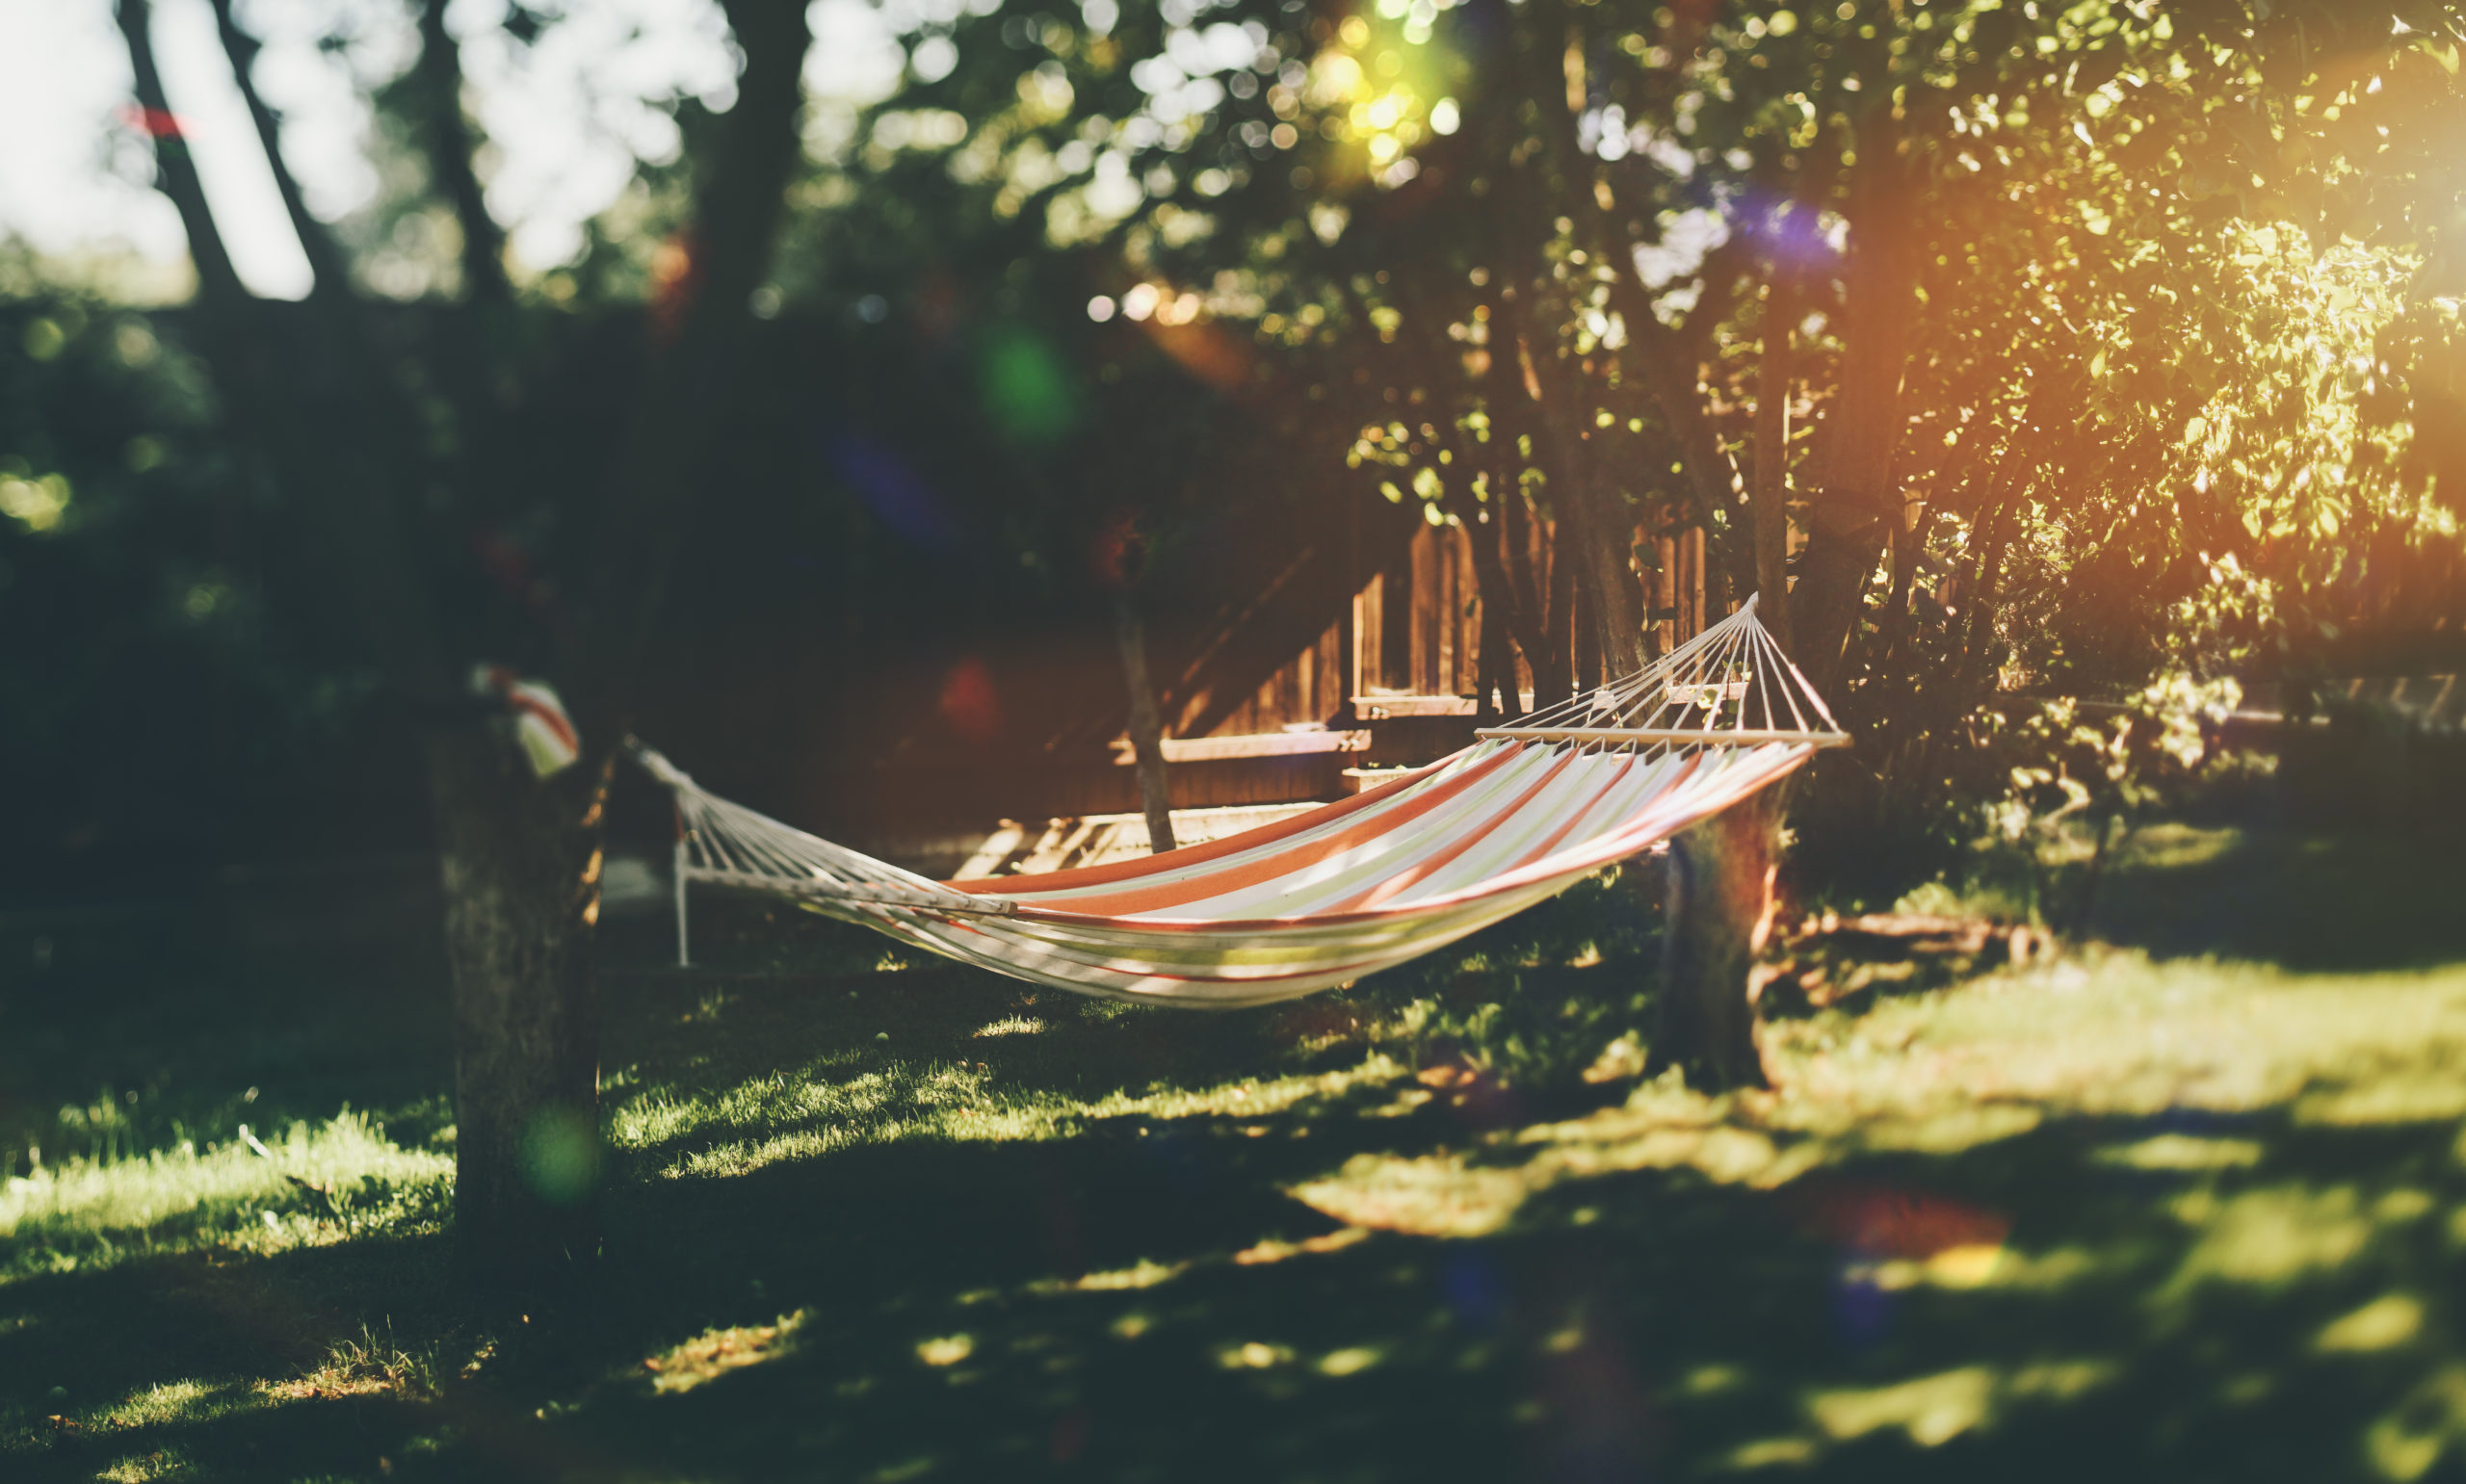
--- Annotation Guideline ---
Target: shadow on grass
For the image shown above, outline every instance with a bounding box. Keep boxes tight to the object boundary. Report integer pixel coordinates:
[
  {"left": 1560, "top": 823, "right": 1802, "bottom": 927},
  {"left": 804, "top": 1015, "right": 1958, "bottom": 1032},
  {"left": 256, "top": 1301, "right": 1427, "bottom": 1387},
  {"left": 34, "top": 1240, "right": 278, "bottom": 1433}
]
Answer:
[
  {"left": 10, "top": 831, "right": 2466, "bottom": 1481},
  {"left": 16, "top": 928, "right": 2466, "bottom": 1484},
  {"left": 2086, "top": 824, "right": 2466, "bottom": 973},
  {"left": 511, "top": 1098, "right": 2466, "bottom": 1484},
  {"left": 12, "top": 1094, "right": 2462, "bottom": 1484}
]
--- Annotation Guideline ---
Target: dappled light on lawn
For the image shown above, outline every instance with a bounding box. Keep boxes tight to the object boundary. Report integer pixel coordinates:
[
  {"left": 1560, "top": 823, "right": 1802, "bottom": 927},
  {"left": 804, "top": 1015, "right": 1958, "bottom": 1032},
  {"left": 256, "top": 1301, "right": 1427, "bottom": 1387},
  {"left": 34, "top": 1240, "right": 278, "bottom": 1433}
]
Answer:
[
  {"left": 12, "top": 833, "right": 2466, "bottom": 1478},
  {"left": 1282, "top": 945, "right": 2466, "bottom": 1254},
  {"left": 644, "top": 1313, "right": 810, "bottom": 1394},
  {"left": 2, "top": 1109, "right": 450, "bottom": 1280},
  {"left": 564, "top": 839, "right": 2466, "bottom": 1479}
]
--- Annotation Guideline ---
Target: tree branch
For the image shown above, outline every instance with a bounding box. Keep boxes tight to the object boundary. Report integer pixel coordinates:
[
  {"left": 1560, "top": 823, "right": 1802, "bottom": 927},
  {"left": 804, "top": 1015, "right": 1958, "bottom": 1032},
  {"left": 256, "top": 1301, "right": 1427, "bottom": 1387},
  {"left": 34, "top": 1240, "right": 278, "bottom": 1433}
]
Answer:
[
  {"left": 114, "top": 0, "right": 246, "bottom": 311},
  {"left": 412, "top": 0, "right": 512, "bottom": 305},
  {"left": 596, "top": 0, "right": 816, "bottom": 696},
  {"left": 205, "top": 0, "right": 354, "bottom": 299}
]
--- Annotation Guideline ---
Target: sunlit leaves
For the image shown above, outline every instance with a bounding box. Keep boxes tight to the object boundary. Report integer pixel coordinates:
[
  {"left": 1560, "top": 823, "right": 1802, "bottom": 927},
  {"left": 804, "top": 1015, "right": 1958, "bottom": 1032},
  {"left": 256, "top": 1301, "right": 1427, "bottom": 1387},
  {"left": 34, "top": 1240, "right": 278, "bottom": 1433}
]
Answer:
[{"left": 810, "top": 0, "right": 2463, "bottom": 702}]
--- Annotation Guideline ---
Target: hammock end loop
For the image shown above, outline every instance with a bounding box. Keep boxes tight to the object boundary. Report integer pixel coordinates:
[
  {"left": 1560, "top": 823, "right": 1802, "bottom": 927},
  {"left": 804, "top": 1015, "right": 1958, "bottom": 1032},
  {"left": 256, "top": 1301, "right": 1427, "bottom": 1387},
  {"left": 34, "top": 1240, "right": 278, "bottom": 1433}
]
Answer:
[{"left": 624, "top": 734, "right": 695, "bottom": 792}]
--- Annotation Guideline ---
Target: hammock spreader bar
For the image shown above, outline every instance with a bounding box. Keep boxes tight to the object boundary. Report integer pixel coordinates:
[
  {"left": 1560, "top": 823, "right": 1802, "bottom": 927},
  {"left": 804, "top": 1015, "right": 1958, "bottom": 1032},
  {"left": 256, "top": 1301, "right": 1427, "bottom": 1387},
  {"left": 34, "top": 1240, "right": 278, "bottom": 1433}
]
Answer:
[{"left": 631, "top": 594, "right": 1843, "bottom": 1008}]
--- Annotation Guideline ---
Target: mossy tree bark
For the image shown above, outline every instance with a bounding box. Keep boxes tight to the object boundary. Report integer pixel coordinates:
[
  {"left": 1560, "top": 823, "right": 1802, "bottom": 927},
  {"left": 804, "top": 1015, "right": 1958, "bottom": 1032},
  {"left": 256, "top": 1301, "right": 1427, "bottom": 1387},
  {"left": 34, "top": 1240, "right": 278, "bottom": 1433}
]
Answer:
[
  {"left": 1655, "top": 797, "right": 1778, "bottom": 1091},
  {"left": 428, "top": 736, "right": 610, "bottom": 1280}
]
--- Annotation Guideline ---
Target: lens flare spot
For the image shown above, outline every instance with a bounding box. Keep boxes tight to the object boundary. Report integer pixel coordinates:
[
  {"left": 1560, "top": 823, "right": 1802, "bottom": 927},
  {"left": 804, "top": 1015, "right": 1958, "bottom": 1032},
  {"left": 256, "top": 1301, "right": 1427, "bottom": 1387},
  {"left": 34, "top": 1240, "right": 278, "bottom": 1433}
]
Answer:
[{"left": 939, "top": 658, "right": 1004, "bottom": 743}]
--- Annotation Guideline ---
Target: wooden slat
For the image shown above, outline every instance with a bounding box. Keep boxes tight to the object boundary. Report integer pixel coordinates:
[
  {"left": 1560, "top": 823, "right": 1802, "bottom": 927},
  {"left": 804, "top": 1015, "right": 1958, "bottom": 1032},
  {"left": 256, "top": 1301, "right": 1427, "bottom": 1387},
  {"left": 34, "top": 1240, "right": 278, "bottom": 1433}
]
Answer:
[
  {"left": 1109, "top": 730, "right": 1372, "bottom": 763},
  {"left": 1383, "top": 545, "right": 1411, "bottom": 690},
  {"left": 1317, "top": 620, "right": 1343, "bottom": 716},
  {"left": 1654, "top": 532, "right": 1674, "bottom": 655},
  {"left": 1411, "top": 523, "right": 1438, "bottom": 695},
  {"left": 1440, "top": 522, "right": 1459, "bottom": 694},
  {"left": 1353, "top": 694, "right": 1478, "bottom": 718},
  {"left": 1685, "top": 527, "right": 1706, "bottom": 639},
  {"left": 1354, "top": 573, "right": 1384, "bottom": 694}
]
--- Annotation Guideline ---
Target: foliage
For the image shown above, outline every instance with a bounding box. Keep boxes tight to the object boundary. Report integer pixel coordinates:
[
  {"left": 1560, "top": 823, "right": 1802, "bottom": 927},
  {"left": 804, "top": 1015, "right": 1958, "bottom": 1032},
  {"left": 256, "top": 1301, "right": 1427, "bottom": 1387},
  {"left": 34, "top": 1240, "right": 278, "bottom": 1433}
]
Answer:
[
  {"left": 778, "top": 0, "right": 2466, "bottom": 889},
  {"left": 0, "top": 281, "right": 405, "bottom": 893},
  {"left": 11, "top": 0, "right": 2463, "bottom": 896}
]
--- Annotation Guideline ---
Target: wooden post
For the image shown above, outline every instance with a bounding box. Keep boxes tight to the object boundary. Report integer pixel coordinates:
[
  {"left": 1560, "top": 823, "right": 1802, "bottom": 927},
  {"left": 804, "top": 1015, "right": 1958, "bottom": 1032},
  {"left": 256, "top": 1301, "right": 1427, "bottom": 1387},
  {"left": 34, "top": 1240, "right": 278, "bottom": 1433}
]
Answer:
[
  {"left": 1113, "top": 594, "right": 1178, "bottom": 854},
  {"left": 1354, "top": 572, "right": 1383, "bottom": 695},
  {"left": 1341, "top": 494, "right": 1361, "bottom": 714},
  {"left": 1686, "top": 527, "right": 1707, "bottom": 640},
  {"left": 672, "top": 831, "right": 691, "bottom": 969},
  {"left": 1655, "top": 534, "right": 1677, "bottom": 654}
]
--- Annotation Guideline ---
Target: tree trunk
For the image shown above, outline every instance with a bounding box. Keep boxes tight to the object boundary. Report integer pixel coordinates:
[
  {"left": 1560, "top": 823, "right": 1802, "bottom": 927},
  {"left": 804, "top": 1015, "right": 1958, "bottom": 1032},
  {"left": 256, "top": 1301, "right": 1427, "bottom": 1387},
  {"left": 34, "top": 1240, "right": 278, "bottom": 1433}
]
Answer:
[
  {"left": 133, "top": 0, "right": 813, "bottom": 1292},
  {"left": 1113, "top": 594, "right": 1177, "bottom": 854},
  {"left": 114, "top": 1, "right": 247, "bottom": 311},
  {"left": 1572, "top": 580, "right": 1601, "bottom": 692},
  {"left": 406, "top": 0, "right": 517, "bottom": 481},
  {"left": 1541, "top": 495, "right": 1576, "bottom": 701},
  {"left": 428, "top": 733, "right": 608, "bottom": 1287},
  {"left": 1655, "top": 797, "right": 1776, "bottom": 1091},
  {"left": 448, "top": 0, "right": 810, "bottom": 1287},
  {"left": 1486, "top": 41, "right": 1775, "bottom": 1084},
  {"left": 1456, "top": 479, "right": 1552, "bottom": 711},
  {"left": 1570, "top": 482, "right": 1645, "bottom": 677},
  {"left": 1875, "top": 504, "right": 1934, "bottom": 678},
  {"left": 597, "top": 0, "right": 813, "bottom": 659},
  {"left": 411, "top": 0, "right": 512, "bottom": 305},
  {"left": 1517, "top": 326, "right": 1646, "bottom": 678},
  {"left": 1612, "top": 275, "right": 1748, "bottom": 539},
  {"left": 1474, "top": 578, "right": 1504, "bottom": 723},
  {"left": 1954, "top": 485, "right": 2025, "bottom": 699},
  {"left": 205, "top": 0, "right": 355, "bottom": 301},
  {"left": 1483, "top": 351, "right": 1574, "bottom": 709},
  {"left": 1500, "top": 476, "right": 1570, "bottom": 709},
  {"left": 1792, "top": 109, "right": 1923, "bottom": 690},
  {"left": 198, "top": 0, "right": 444, "bottom": 693},
  {"left": 1753, "top": 276, "right": 1796, "bottom": 650}
]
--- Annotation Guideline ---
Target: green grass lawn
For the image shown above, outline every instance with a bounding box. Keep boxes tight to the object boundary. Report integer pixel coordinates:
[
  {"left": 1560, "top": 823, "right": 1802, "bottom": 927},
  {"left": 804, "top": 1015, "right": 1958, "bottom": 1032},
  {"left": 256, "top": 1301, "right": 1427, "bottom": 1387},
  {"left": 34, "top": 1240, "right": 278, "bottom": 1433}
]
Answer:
[{"left": 6, "top": 823, "right": 2466, "bottom": 1483}]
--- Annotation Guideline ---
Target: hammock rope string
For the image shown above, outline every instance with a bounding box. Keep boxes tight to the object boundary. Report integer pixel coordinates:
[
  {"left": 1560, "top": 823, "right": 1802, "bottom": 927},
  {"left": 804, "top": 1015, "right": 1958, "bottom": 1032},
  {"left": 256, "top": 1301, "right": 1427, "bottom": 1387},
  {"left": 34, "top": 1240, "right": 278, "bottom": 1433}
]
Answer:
[{"left": 632, "top": 594, "right": 1844, "bottom": 1007}]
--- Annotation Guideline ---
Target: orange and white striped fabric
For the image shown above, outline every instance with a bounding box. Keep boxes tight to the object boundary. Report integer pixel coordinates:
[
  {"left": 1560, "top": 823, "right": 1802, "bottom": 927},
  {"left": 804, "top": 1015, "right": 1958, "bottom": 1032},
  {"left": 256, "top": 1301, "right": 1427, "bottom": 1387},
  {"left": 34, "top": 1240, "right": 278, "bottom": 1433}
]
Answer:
[
  {"left": 472, "top": 664, "right": 582, "bottom": 778},
  {"left": 635, "top": 596, "right": 1844, "bottom": 1007}
]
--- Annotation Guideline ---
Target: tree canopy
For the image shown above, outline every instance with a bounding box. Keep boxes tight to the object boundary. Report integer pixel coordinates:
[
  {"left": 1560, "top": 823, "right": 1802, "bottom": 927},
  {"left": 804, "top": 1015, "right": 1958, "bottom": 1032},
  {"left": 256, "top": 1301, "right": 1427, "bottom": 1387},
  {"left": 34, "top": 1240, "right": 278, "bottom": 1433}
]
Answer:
[{"left": 794, "top": 0, "right": 2466, "bottom": 867}]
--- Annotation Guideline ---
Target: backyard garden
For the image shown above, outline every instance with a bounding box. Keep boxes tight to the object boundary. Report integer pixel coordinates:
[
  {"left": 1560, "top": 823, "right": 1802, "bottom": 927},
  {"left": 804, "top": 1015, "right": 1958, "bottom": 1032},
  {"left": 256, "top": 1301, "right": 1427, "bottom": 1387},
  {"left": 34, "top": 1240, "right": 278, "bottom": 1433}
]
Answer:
[{"left": 7, "top": 0, "right": 2466, "bottom": 1478}]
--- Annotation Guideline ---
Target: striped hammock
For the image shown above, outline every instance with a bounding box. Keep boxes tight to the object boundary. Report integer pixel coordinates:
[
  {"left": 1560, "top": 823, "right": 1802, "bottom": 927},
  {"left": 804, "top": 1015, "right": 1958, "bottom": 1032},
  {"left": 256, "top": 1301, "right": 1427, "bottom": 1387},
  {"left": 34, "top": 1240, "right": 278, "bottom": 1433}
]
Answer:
[{"left": 633, "top": 595, "right": 1843, "bottom": 1008}]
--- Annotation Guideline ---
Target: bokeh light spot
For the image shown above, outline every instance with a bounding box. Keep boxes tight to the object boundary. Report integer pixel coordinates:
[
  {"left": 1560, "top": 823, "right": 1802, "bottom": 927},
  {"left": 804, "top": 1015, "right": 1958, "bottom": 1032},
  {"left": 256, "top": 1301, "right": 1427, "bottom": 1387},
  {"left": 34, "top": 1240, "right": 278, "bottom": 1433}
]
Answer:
[
  {"left": 979, "top": 326, "right": 1078, "bottom": 444},
  {"left": 939, "top": 657, "right": 1004, "bottom": 743},
  {"left": 516, "top": 1106, "right": 600, "bottom": 1206}
]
